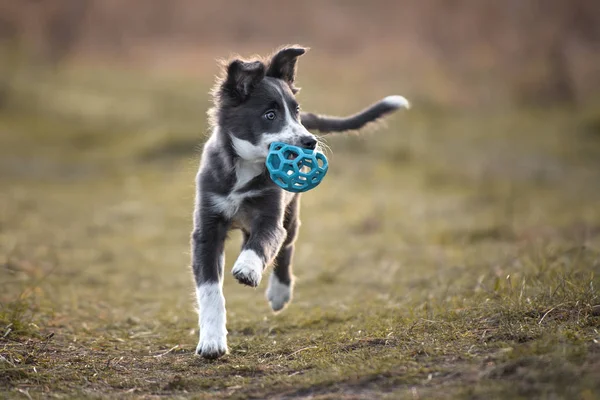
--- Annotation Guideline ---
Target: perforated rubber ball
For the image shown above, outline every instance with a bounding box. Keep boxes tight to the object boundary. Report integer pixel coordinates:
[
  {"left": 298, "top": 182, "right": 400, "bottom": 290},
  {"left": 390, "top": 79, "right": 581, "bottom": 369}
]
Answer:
[{"left": 265, "top": 142, "right": 328, "bottom": 193}]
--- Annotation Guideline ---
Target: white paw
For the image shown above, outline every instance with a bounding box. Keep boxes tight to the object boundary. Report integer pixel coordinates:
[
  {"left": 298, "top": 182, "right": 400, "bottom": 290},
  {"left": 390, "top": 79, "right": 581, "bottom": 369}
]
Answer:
[
  {"left": 232, "top": 250, "right": 263, "bottom": 287},
  {"left": 196, "top": 330, "right": 228, "bottom": 359},
  {"left": 266, "top": 273, "right": 292, "bottom": 312}
]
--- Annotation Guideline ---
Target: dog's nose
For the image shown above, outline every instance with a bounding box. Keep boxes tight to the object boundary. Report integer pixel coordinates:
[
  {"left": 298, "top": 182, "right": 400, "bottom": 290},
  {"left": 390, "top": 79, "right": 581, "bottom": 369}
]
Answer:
[{"left": 301, "top": 137, "right": 317, "bottom": 150}]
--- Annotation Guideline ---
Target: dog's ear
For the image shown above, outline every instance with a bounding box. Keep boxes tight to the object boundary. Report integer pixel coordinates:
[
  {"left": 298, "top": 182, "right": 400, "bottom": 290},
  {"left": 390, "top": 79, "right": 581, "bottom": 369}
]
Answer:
[
  {"left": 266, "top": 46, "right": 307, "bottom": 92},
  {"left": 221, "top": 59, "right": 265, "bottom": 103}
]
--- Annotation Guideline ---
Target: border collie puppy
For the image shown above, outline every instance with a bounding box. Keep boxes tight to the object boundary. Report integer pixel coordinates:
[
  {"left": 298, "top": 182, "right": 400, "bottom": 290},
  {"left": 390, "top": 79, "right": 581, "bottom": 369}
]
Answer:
[{"left": 191, "top": 45, "right": 409, "bottom": 359}]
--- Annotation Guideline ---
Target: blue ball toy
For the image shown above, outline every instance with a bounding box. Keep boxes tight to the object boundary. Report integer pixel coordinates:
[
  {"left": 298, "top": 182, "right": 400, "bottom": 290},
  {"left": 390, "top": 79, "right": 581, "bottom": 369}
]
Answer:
[{"left": 266, "top": 142, "right": 328, "bottom": 193}]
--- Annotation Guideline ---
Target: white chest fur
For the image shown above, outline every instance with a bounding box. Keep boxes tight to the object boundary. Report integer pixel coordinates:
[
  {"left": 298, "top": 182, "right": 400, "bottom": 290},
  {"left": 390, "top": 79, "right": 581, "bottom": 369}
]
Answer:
[
  {"left": 210, "top": 190, "right": 262, "bottom": 218},
  {"left": 209, "top": 159, "right": 265, "bottom": 218}
]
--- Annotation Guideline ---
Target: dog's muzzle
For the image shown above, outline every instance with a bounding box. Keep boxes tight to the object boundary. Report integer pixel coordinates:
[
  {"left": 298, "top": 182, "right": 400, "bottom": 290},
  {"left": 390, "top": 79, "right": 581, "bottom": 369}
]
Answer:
[{"left": 266, "top": 142, "right": 328, "bottom": 193}]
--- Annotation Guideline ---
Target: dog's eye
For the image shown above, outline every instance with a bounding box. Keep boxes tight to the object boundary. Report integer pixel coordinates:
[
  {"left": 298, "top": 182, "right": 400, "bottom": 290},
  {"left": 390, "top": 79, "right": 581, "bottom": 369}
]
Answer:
[
  {"left": 264, "top": 111, "right": 276, "bottom": 121},
  {"left": 295, "top": 105, "right": 301, "bottom": 115}
]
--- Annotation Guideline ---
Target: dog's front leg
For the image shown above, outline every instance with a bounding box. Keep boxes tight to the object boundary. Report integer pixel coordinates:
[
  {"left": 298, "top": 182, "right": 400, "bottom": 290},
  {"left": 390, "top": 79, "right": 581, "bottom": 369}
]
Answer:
[
  {"left": 191, "top": 209, "right": 229, "bottom": 359},
  {"left": 232, "top": 209, "right": 286, "bottom": 288}
]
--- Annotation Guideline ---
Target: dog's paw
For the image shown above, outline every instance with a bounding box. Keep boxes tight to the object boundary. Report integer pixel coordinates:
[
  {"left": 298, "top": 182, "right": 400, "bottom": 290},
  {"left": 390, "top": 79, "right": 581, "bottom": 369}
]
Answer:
[
  {"left": 266, "top": 273, "right": 292, "bottom": 312},
  {"left": 196, "top": 332, "right": 228, "bottom": 359},
  {"left": 232, "top": 250, "right": 263, "bottom": 287}
]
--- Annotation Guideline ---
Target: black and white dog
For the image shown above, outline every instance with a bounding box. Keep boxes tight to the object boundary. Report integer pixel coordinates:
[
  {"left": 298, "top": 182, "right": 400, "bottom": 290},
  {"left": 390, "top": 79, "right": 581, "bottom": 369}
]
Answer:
[{"left": 191, "top": 46, "right": 409, "bottom": 359}]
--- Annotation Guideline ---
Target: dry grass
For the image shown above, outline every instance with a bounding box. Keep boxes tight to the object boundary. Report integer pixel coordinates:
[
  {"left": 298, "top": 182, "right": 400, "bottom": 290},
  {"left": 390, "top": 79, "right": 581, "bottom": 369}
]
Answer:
[{"left": 0, "top": 66, "right": 599, "bottom": 399}]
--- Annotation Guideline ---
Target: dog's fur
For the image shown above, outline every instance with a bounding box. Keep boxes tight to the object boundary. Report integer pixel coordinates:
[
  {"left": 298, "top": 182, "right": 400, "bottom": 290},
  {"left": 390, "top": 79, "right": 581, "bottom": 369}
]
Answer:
[{"left": 191, "top": 46, "right": 409, "bottom": 359}]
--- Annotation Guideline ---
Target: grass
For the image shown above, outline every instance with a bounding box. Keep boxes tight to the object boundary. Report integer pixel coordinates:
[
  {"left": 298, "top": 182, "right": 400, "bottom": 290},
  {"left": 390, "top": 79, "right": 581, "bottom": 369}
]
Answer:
[{"left": 1, "top": 65, "right": 599, "bottom": 399}]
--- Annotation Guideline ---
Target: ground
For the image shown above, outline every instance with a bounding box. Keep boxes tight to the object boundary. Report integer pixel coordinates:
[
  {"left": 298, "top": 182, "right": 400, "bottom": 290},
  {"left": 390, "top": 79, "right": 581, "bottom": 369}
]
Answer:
[{"left": 1, "top": 67, "right": 599, "bottom": 399}]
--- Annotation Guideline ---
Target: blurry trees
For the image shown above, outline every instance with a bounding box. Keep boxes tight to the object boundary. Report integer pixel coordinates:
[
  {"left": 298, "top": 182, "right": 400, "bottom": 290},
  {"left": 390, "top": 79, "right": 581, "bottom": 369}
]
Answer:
[
  {"left": 418, "top": 0, "right": 600, "bottom": 106},
  {"left": 512, "top": 0, "right": 600, "bottom": 105},
  {"left": 0, "top": 0, "right": 89, "bottom": 64},
  {"left": 0, "top": 0, "right": 90, "bottom": 107},
  {"left": 0, "top": 0, "right": 599, "bottom": 108}
]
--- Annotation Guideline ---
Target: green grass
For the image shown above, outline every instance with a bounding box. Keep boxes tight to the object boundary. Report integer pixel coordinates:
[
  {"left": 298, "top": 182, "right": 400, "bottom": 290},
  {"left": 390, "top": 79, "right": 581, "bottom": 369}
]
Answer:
[{"left": 1, "top": 66, "right": 599, "bottom": 399}]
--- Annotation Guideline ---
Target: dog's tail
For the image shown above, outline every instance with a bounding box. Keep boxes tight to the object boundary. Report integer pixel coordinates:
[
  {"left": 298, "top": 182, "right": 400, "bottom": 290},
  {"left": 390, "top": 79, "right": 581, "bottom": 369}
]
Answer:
[{"left": 300, "top": 95, "right": 410, "bottom": 134}]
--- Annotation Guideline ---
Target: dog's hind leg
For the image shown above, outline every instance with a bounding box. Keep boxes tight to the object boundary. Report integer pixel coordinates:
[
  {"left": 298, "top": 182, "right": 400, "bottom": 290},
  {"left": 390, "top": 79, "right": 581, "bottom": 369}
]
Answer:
[
  {"left": 266, "top": 195, "right": 300, "bottom": 312},
  {"left": 191, "top": 204, "right": 230, "bottom": 359}
]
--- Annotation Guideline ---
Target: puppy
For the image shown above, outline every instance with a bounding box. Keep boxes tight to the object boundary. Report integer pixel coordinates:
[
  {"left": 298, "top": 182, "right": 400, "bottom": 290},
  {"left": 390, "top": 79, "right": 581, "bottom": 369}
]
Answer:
[{"left": 191, "top": 45, "right": 409, "bottom": 358}]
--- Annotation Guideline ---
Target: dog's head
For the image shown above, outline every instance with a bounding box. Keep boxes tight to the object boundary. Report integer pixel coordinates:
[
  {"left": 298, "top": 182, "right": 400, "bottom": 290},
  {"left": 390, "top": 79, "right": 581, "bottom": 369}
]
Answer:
[{"left": 210, "top": 46, "right": 317, "bottom": 162}]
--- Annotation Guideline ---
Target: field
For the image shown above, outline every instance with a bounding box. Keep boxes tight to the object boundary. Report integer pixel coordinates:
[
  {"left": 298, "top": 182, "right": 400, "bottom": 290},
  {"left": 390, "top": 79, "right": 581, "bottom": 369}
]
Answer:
[{"left": 1, "top": 65, "right": 600, "bottom": 399}]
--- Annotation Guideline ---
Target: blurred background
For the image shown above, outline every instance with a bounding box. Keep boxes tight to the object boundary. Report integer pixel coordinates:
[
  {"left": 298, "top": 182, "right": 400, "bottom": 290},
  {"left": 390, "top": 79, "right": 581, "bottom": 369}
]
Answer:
[
  {"left": 1, "top": 0, "right": 600, "bottom": 109},
  {"left": 1, "top": 1, "right": 600, "bottom": 294}
]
